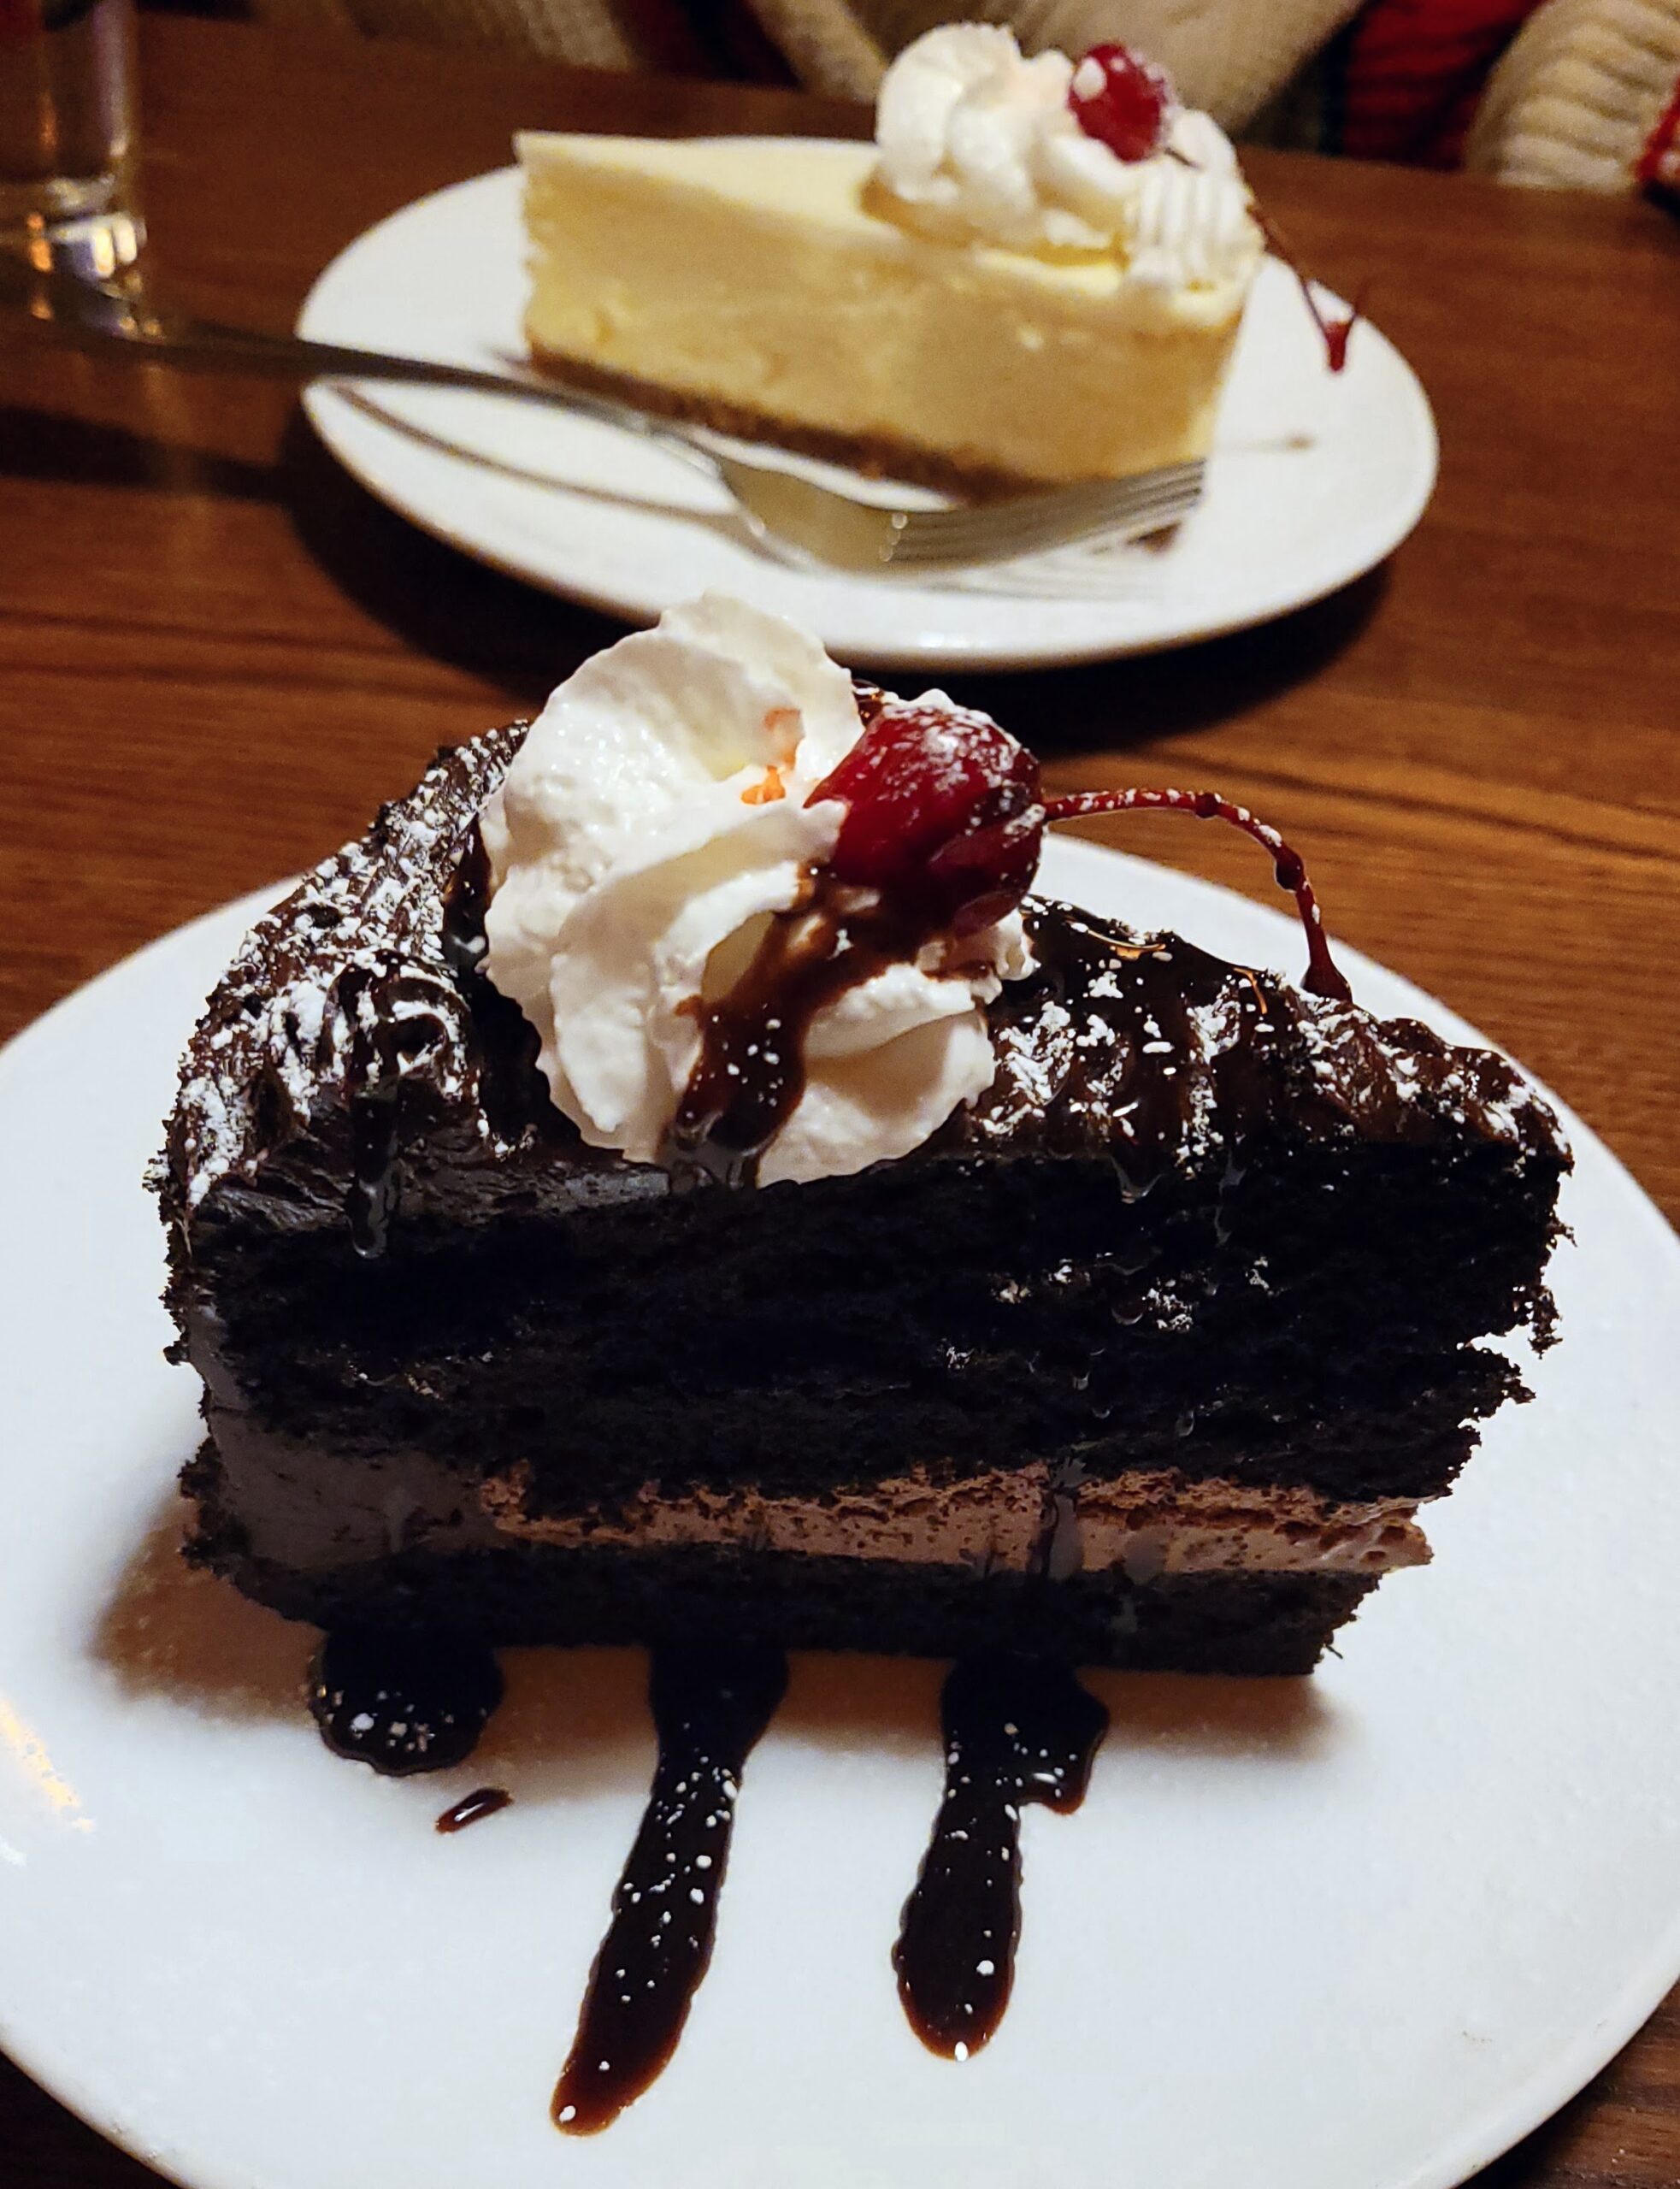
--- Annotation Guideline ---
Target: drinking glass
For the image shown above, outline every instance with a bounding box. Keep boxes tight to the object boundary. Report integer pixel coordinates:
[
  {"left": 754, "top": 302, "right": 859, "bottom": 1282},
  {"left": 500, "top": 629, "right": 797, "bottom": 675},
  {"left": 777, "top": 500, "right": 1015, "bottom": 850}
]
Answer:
[{"left": 0, "top": 0, "right": 144, "bottom": 277}]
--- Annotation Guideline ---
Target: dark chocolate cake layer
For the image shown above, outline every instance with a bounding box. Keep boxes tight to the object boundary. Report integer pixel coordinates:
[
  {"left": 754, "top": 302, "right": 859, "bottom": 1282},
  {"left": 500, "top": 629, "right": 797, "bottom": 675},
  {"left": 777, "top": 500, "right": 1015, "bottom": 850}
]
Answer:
[{"left": 157, "top": 733, "right": 1567, "bottom": 1671}]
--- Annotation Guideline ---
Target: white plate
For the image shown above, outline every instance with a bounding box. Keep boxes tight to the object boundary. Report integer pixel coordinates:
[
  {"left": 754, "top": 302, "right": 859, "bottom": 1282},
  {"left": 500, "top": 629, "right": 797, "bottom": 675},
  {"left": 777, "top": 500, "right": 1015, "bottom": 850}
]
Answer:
[
  {"left": 298, "top": 161, "right": 1438, "bottom": 670},
  {"left": 3, "top": 839, "right": 1677, "bottom": 2189}
]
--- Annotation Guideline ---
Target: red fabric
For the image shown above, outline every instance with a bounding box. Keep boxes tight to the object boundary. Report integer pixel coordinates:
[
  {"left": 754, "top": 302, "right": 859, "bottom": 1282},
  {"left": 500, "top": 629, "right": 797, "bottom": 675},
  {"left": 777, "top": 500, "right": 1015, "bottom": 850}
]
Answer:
[
  {"left": 1336, "top": 0, "right": 1547, "bottom": 167},
  {"left": 1636, "top": 74, "right": 1680, "bottom": 199}
]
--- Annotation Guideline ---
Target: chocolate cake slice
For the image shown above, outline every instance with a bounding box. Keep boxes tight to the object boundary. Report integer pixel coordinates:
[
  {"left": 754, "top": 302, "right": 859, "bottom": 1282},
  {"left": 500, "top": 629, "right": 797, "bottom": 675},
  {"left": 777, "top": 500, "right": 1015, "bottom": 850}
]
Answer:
[{"left": 157, "top": 626, "right": 1566, "bottom": 1676}]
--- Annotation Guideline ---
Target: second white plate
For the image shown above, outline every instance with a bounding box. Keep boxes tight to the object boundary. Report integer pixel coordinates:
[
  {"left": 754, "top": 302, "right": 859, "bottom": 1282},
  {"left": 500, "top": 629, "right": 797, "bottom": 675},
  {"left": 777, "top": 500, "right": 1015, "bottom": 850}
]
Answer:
[{"left": 298, "top": 159, "right": 1438, "bottom": 670}]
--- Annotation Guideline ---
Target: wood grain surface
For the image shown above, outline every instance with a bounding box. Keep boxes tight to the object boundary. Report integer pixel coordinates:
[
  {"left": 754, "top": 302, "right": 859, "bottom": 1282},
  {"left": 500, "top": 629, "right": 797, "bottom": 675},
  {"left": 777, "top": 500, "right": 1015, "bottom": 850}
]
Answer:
[{"left": 1, "top": 19, "right": 1677, "bottom": 2187}]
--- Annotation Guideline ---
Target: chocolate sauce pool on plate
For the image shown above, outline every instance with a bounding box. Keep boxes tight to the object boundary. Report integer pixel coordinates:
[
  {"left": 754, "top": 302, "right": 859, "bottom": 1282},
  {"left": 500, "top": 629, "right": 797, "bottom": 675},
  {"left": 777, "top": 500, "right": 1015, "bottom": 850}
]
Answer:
[
  {"left": 552, "top": 1643, "right": 787, "bottom": 2135},
  {"left": 308, "top": 1631, "right": 504, "bottom": 1777},
  {"left": 894, "top": 1655, "right": 1109, "bottom": 2059}
]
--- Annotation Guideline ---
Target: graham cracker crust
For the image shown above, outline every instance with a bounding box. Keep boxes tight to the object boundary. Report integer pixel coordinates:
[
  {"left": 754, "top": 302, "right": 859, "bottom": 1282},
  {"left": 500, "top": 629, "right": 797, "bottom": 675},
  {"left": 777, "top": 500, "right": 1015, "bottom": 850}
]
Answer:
[{"left": 527, "top": 346, "right": 1056, "bottom": 499}]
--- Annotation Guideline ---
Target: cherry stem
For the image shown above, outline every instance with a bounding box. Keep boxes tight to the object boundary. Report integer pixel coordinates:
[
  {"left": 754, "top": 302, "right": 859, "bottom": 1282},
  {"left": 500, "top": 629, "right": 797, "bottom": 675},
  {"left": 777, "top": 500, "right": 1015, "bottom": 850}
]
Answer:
[{"left": 1040, "top": 787, "right": 1353, "bottom": 1002}]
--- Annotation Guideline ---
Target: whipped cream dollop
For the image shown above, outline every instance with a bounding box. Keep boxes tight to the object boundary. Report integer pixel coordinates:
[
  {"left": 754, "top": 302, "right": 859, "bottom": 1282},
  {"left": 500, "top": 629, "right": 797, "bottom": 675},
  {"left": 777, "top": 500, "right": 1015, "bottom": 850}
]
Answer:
[
  {"left": 873, "top": 23, "right": 1259, "bottom": 286},
  {"left": 480, "top": 596, "right": 1032, "bottom": 1188}
]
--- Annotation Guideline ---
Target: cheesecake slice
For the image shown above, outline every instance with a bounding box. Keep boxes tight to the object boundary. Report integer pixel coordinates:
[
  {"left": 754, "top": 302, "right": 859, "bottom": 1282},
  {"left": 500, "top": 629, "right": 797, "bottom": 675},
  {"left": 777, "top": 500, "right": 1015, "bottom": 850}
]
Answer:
[{"left": 519, "top": 27, "right": 1264, "bottom": 491}]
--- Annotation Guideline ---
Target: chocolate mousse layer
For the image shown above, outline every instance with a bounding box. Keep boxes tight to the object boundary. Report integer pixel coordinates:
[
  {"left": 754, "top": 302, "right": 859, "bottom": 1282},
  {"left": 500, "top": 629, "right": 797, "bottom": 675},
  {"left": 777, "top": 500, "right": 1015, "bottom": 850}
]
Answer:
[{"left": 157, "top": 733, "right": 1567, "bottom": 1672}]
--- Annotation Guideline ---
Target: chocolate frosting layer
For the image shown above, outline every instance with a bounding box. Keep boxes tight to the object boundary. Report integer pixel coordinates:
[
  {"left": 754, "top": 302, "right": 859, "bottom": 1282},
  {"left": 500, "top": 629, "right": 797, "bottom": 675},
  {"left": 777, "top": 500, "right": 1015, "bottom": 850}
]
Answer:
[
  {"left": 162, "top": 729, "right": 528, "bottom": 1234},
  {"left": 158, "top": 730, "right": 1568, "bottom": 1243}
]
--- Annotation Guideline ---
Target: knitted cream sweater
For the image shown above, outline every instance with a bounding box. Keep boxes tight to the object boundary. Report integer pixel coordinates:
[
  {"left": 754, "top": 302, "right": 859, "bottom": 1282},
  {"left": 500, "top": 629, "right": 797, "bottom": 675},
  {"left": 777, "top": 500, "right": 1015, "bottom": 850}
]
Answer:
[
  {"left": 756, "top": 0, "right": 1680, "bottom": 188},
  {"left": 245, "top": 0, "right": 1680, "bottom": 192}
]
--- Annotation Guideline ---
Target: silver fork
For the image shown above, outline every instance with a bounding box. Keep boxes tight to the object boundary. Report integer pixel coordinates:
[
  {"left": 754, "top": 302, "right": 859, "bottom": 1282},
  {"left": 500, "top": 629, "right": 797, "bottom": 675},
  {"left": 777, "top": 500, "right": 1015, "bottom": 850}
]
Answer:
[{"left": 6, "top": 259, "right": 1205, "bottom": 574}]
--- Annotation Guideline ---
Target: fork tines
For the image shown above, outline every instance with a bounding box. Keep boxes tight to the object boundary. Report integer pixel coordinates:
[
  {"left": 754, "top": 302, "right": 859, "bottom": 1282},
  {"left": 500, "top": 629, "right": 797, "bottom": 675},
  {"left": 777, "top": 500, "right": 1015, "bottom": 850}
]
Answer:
[{"left": 883, "top": 460, "right": 1205, "bottom": 569}]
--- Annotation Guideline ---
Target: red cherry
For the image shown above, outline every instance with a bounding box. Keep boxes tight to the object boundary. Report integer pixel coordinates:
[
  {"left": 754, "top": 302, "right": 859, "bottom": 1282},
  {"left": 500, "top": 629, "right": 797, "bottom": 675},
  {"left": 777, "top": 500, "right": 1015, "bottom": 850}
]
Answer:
[
  {"left": 808, "top": 698, "right": 1045, "bottom": 936},
  {"left": 1067, "top": 43, "right": 1176, "bottom": 163},
  {"left": 805, "top": 698, "right": 1352, "bottom": 999}
]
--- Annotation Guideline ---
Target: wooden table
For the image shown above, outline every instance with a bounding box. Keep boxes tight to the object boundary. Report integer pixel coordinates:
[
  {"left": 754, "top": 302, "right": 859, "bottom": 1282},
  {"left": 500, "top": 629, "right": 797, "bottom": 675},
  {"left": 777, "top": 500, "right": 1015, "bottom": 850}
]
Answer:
[{"left": 3, "top": 18, "right": 1677, "bottom": 2185}]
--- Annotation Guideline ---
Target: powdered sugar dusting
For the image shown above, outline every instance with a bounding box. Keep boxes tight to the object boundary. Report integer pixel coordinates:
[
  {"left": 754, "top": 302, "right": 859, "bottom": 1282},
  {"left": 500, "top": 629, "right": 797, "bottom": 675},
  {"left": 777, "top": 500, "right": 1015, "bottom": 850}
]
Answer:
[
  {"left": 161, "top": 729, "right": 526, "bottom": 1220},
  {"left": 970, "top": 901, "right": 1566, "bottom": 1197}
]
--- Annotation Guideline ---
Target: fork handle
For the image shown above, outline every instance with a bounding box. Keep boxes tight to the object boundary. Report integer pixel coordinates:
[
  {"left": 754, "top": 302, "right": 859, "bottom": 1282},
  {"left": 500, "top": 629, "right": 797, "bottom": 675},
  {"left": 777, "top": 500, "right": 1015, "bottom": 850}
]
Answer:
[{"left": 31, "top": 294, "right": 727, "bottom": 476}]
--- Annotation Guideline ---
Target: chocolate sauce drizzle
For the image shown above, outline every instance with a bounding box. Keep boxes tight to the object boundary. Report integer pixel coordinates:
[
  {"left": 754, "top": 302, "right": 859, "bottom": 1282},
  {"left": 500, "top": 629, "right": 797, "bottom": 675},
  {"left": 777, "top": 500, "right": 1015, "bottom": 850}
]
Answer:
[
  {"left": 308, "top": 1630, "right": 504, "bottom": 1777},
  {"left": 893, "top": 1656, "right": 1108, "bottom": 2060},
  {"left": 667, "top": 874, "right": 927, "bottom": 1184},
  {"left": 345, "top": 1091, "right": 402, "bottom": 1257},
  {"left": 671, "top": 728, "right": 1352, "bottom": 1179},
  {"left": 551, "top": 1643, "right": 787, "bottom": 2134},
  {"left": 436, "top": 1786, "right": 514, "bottom": 1833},
  {"left": 308, "top": 1636, "right": 1111, "bottom": 2115},
  {"left": 1041, "top": 786, "right": 1352, "bottom": 1003}
]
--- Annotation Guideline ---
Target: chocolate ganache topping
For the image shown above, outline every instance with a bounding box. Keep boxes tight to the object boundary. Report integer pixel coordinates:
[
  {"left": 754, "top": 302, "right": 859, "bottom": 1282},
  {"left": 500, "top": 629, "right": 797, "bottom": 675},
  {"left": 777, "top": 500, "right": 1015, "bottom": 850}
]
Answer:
[
  {"left": 157, "top": 617, "right": 1557, "bottom": 1269},
  {"left": 158, "top": 716, "right": 1565, "bottom": 1260}
]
